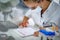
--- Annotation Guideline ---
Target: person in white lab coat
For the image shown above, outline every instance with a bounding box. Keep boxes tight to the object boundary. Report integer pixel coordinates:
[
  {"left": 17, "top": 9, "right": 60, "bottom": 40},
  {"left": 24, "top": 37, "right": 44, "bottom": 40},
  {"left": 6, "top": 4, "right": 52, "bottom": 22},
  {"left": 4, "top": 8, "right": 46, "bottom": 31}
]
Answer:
[{"left": 19, "top": 0, "right": 60, "bottom": 37}]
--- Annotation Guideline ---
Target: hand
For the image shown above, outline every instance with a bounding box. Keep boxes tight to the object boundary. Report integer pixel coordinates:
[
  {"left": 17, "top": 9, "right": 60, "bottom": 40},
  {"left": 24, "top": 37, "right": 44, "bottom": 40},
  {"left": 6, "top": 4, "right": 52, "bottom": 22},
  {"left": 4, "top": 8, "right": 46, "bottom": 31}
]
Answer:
[
  {"left": 33, "top": 31, "right": 39, "bottom": 37},
  {"left": 39, "top": 27, "right": 44, "bottom": 30},
  {"left": 19, "top": 22, "right": 28, "bottom": 28}
]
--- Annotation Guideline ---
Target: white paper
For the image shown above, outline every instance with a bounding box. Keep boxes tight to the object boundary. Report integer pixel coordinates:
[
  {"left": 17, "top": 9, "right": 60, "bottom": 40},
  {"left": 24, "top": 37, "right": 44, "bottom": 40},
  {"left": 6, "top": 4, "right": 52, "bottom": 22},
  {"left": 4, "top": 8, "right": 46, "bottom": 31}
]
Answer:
[{"left": 17, "top": 27, "right": 36, "bottom": 37}]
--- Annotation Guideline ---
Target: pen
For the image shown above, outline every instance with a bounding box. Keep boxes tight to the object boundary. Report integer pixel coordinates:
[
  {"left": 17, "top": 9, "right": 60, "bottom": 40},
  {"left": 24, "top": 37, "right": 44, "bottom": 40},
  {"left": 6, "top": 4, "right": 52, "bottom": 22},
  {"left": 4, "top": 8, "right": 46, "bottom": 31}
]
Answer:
[{"left": 43, "top": 22, "right": 52, "bottom": 28}]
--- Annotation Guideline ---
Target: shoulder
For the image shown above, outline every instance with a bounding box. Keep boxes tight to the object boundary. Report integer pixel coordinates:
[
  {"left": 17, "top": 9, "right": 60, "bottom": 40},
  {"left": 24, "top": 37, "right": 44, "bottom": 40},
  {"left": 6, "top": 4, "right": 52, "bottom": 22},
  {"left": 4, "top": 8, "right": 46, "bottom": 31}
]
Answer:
[
  {"left": 53, "top": 1, "right": 60, "bottom": 11},
  {"left": 52, "top": 1, "right": 60, "bottom": 15},
  {"left": 26, "top": 9, "right": 32, "bottom": 13},
  {"left": 25, "top": 9, "right": 32, "bottom": 15}
]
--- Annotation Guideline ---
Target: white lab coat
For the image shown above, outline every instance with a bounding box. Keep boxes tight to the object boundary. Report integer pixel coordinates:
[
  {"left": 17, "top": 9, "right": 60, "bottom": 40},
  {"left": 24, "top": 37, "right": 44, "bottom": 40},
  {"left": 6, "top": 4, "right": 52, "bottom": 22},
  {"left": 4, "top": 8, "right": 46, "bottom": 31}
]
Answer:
[
  {"left": 24, "top": 1, "right": 60, "bottom": 40},
  {"left": 25, "top": 1, "right": 60, "bottom": 31},
  {"left": 25, "top": 6, "right": 42, "bottom": 27}
]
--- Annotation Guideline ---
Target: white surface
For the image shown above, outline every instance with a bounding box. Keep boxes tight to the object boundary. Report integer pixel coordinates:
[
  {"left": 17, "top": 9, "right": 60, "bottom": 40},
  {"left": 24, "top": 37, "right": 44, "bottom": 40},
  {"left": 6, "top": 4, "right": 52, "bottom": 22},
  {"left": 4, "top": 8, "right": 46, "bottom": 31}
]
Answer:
[
  {"left": 6, "top": 26, "right": 41, "bottom": 40},
  {"left": 17, "top": 27, "right": 36, "bottom": 37},
  {"left": 28, "top": 18, "right": 35, "bottom": 26}
]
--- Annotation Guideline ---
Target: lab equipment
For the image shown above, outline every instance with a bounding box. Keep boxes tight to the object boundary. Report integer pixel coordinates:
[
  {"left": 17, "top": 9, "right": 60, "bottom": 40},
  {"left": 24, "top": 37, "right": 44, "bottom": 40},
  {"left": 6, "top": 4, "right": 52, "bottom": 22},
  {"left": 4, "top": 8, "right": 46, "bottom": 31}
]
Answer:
[
  {"left": 0, "top": 34, "right": 15, "bottom": 40},
  {"left": 0, "top": 0, "right": 20, "bottom": 32},
  {"left": 0, "top": 0, "right": 19, "bottom": 11},
  {"left": 43, "top": 25, "right": 52, "bottom": 28},
  {"left": 0, "top": 0, "right": 20, "bottom": 40}
]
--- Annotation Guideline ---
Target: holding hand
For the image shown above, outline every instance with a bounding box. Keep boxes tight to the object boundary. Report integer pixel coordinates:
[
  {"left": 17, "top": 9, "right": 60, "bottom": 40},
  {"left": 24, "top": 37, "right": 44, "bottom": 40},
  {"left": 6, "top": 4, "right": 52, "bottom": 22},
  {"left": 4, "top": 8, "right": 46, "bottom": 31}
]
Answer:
[
  {"left": 33, "top": 31, "right": 39, "bottom": 37},
  {"left": 18, "top": 16, "right": 29, "bottom": 28},
  {"left": 19, "top": 21, "right": 29, "bottom": 28}
]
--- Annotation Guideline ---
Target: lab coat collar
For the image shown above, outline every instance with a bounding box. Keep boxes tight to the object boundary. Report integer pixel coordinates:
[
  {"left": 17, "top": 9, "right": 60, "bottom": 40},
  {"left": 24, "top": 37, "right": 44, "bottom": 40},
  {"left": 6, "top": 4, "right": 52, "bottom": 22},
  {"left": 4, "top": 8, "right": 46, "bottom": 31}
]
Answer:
[
  {"left": 42, "top": 1, "right": 58, "bottom": 17},
  {"left": 31, "top": 6, "right": 42, "bottom": 12}
]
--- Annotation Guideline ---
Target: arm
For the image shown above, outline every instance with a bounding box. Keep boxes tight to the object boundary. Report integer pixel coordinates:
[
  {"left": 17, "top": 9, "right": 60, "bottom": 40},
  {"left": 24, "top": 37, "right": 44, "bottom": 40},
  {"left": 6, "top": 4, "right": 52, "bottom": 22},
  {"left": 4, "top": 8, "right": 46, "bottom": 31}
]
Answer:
[
  {"left": 19, "top": 16, "right": 29, "bottom": 27},
  {"left": 23, "top": 16, "right": 29, "bottom": 23}
]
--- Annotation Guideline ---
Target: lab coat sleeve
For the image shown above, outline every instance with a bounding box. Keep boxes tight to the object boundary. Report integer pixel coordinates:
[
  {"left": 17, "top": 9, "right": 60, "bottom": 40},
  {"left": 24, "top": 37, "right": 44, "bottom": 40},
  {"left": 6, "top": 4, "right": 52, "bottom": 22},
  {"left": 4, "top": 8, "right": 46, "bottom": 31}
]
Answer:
[
  {"left": 25, "top": 9, "right": 32, "bottom": 18},
  {"left": 50, "top": 15, "right": 60, "bottom": 29},
  {"left": 50, "top": 16, "right": 60, "bottom": 33}
]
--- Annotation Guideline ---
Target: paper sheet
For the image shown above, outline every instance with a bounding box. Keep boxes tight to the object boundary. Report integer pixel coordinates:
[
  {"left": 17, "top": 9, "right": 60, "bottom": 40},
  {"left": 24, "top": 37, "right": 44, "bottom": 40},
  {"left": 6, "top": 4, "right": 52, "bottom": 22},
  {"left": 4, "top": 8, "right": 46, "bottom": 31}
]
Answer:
[{"left": 17, "top": 27, "right": 36, "bottom": 37}]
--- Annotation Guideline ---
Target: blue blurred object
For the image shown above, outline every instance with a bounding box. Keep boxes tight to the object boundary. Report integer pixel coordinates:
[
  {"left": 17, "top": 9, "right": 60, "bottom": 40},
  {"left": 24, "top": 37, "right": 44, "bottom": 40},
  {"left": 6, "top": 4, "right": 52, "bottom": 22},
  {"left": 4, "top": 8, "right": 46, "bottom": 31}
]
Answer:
[{"left": 39, "top": 29, "right": 55, "bottom": 36}]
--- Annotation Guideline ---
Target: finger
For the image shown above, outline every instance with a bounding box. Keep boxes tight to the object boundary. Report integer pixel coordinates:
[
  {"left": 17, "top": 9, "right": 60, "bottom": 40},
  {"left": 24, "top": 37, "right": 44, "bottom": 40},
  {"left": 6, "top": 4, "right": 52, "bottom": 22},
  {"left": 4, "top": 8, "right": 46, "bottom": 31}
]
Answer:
[
  {"left": 33, "top": 32, "right": 39, "bottom": 37},
  {"left": 33, "top": 33, "right": 38, "bottom": 37},
  {"left": 23, "top": 22, "right": 28, "bottom": 27},
  {"left": 19, "top": 23, "right": 23, "bottom": 26},
  {"left": 18, "top": 23, "right": 21, "bottom": 26}
]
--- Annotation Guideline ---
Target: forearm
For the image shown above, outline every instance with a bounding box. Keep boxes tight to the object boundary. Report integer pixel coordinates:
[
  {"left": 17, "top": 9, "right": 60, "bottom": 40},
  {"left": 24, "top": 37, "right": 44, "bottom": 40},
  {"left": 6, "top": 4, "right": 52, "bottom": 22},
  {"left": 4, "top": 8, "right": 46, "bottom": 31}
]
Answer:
[
  {"left": 19, "top": 16, "right": 29, "bottom": 27},
  {"left": 23, "top": 16, "right": 29, "bottom": 23}
]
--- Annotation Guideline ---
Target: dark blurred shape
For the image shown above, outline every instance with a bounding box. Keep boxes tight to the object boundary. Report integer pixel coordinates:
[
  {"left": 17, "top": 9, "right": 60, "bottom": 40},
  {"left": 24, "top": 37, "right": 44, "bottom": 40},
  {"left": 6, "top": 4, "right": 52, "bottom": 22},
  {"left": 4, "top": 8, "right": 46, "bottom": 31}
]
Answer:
[
  {"left": 0, "top": 34, "right": 8, "bottom": 40},
  {"left": 59, "top": 0, "right": 60, "bottom": 4},
  {"left": 0, "top": 34, "right": 15, "bottom": 40},
  {"left": 6, "top": 36, "right": 15, "bottom": 40},
  {"left": 0, "top": 22, "right": 8, "bottom": 32},
  {"left": 0, "top": 21, "right": 18, "bottom": 32},
  {"left": 18, "top": 0, "right": 28, "bottom": 9}
]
